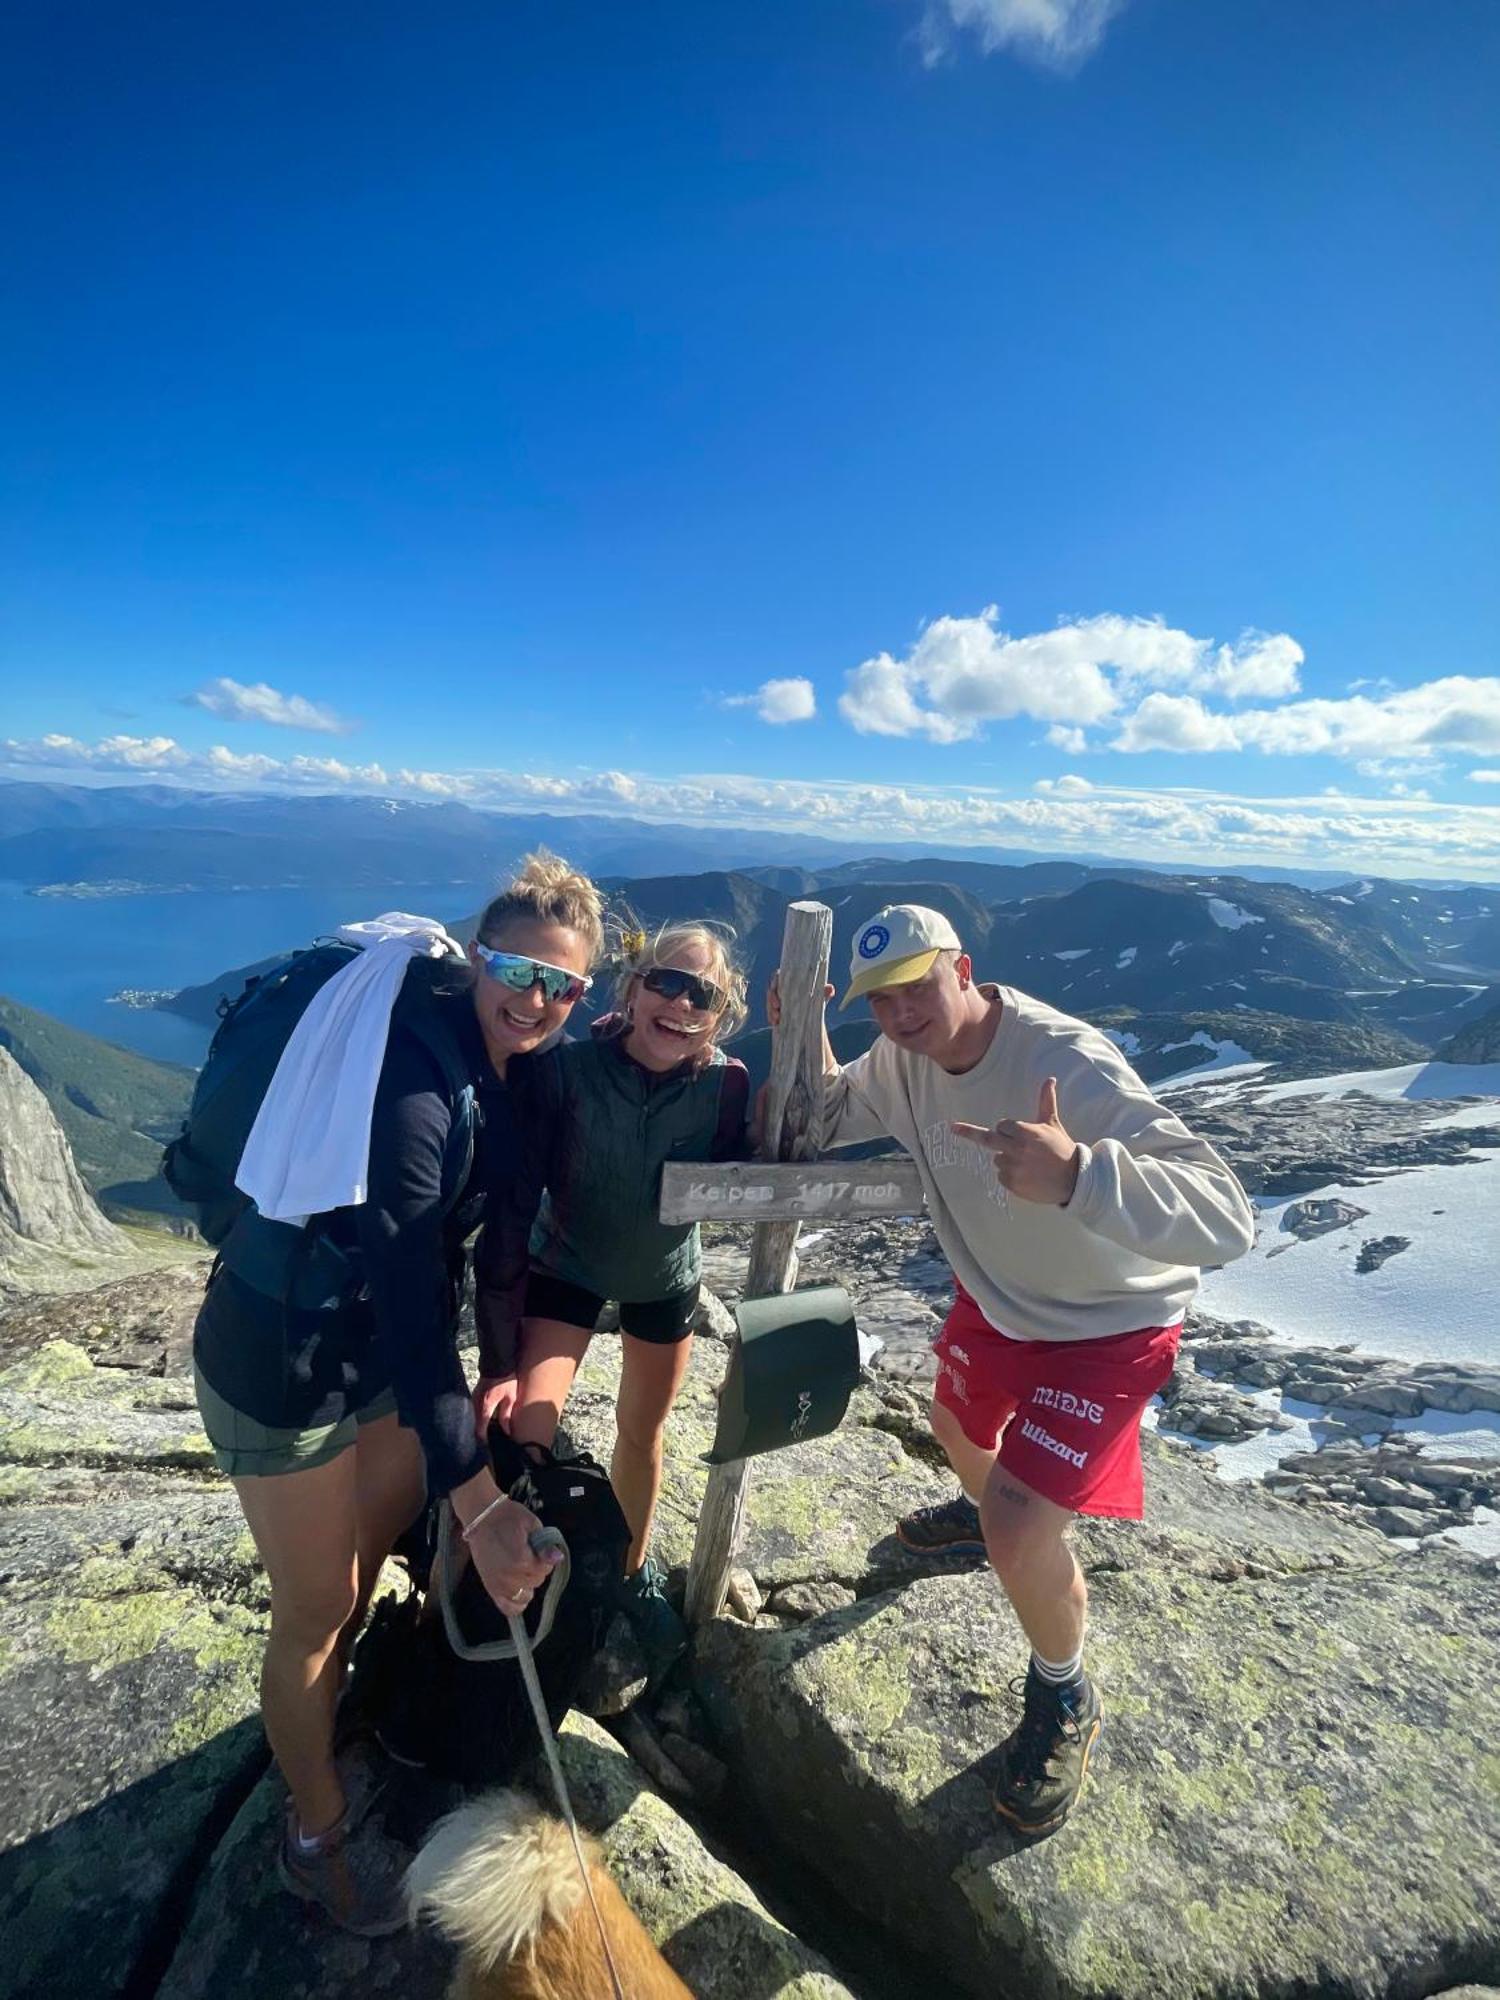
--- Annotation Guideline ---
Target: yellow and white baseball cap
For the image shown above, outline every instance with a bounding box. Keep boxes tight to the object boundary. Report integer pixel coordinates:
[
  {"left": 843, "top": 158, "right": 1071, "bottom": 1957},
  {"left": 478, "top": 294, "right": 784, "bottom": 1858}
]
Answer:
[{"left": 841, "top": 904, "right": 963, "bottom": 1008}]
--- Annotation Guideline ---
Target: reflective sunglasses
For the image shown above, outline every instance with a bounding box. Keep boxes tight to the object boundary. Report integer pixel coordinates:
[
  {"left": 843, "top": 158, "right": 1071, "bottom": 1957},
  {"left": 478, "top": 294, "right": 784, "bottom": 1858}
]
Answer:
[
  {"left": 473, "top": 945, "right": 592, "bottom": 1005},
  {"left": 641, "top": 964, "right": 727, "bottom": 1013}
]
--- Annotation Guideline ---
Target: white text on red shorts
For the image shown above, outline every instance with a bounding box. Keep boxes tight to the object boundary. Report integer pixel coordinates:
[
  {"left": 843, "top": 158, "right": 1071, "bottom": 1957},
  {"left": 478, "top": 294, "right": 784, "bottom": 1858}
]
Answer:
[
  {"left": 1030, "top": 1385, "right": 1104, "bottom": 1425},
  {"left": 1019, "top": 1418, "right": 1089, "bottom": 1470}
]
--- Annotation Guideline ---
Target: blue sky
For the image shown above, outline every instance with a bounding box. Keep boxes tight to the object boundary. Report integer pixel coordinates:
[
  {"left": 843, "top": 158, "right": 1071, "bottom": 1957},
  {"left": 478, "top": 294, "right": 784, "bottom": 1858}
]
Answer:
[{"left": 3, "top": 0, "right": 1499, "bottom": 876}]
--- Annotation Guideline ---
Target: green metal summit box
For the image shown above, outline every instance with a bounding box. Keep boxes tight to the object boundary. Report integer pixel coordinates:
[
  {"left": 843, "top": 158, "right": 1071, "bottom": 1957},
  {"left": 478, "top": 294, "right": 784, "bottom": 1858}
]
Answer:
[{"left": 706, "top": 1283, "right": 862, "bottom": 1465}]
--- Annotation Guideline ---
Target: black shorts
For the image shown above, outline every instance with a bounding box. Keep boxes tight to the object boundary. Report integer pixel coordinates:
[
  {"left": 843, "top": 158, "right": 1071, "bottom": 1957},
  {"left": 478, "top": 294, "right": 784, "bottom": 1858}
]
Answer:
[
  {"left": 193, "top": 1266, "right": 394, "bottom": 1433},
  {"left": 524, "top": 1270, "right": 700, "bottom": 1346}
]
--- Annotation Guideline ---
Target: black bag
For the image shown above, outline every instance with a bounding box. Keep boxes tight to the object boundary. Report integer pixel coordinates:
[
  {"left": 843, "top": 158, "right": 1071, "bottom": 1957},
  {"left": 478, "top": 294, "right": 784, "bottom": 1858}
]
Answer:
[{"left": 349, "top": 1427, "right": 632, "bottom": 1790}]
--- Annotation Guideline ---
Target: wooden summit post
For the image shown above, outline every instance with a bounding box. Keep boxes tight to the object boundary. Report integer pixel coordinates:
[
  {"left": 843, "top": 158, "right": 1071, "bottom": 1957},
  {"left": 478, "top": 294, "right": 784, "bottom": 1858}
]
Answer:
[{"left": 682, "top": 898, "right": 834, "bottom": 1627}]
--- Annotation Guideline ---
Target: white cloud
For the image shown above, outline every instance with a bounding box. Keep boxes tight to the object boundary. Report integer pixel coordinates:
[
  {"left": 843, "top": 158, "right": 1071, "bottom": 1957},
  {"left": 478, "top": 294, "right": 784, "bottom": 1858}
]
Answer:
[
  {"left": 6, "top": 732, "right": 1499, "bottom": 878},
  {"left": 1204, "top": 632, "right": 1305, "bottom": 701},
  {"left": 725, "top": 677, "right": 817, "bottom": 725},
  {"left": 837, "top": 610, "right": 1305, "bottom": 745},
  {"left": 1045, "top": 724, "right": 1088, "bottom": 754},
  {"left": 1112, "top": 694, "right": 1243, "bottom": 754},
  {"left": 0, "top": 735, "right": 387, "bottom": 789},
  {"left": 919, "top": 0, "right": 1127, "bottom": 69},
  {"left": 1, "top": 732, "right": 191, "bottom": 771},
  {"left": 187, "top": 677, "right": 352, "bottom": 734},
  {"left": 838, "top": 653, "right": 975, "bottom": 742},
  {"left": 1470, "top": 769, "right": 1500, "bottom": 785},
  {"left": 284, "top": 755, "right": 390, "bottom": 786},
  {"left": 1111, "top": 674, "right": 1500, "bottom": 764}
]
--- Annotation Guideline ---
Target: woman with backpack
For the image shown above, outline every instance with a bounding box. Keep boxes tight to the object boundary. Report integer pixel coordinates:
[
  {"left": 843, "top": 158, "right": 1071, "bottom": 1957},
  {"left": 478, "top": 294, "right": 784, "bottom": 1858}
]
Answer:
[
  {"left": 189, "top": 854, "right": 603, "bottom": 1936},
  {"left": 474, "top": 921, "right": 750, "bottom": 1679}
]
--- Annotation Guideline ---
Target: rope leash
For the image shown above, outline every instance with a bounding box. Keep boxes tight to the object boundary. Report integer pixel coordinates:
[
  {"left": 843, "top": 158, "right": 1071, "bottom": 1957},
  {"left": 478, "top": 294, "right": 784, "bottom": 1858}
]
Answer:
[
  {"left": 435, "top": 1509, "right": 627, "bottom": 1997},
  {"left": 509, "top": 1527, "right": 626, "bottom": 2000}
]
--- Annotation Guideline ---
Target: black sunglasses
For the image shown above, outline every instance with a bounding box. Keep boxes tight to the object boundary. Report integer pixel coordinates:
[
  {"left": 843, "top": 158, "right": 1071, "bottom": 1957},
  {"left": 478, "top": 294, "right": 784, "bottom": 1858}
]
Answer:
[{"left": 641, "top": 965, "right": 726, "bottom": 1013}]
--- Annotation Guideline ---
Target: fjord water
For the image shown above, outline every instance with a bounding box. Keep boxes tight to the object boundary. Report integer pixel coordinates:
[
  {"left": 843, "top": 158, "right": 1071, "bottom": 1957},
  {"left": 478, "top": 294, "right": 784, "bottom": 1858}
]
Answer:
[{"left": 0, "top": 880, "right": 489, "bottom": 1066}]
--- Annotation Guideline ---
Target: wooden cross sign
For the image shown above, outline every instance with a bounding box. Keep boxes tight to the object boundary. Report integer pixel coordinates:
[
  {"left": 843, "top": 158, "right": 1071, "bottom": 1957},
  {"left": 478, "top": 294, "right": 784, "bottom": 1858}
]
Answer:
[{"left": 674, "top": 899, "right": 924, "bottom": 1627}]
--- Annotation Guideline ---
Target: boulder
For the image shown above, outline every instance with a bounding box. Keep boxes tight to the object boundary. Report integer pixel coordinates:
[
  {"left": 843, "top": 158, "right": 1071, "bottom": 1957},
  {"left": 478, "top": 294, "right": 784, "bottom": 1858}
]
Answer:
[
  {"left": 1368, "top": 1505, "right": 1448, "bottom": 1538},
  {"left": 0, "top": 1262, "right": 207, "bottom": 1374},
  {"left": 0, "top": 1338, "right": 216, "bottom": 1472},
  {"left": 0, "top": 1049, "right": 144, "bottom": 1298},
  {"left": 1280, "top": 1197, "right": 1369, "bottom": 1240},
  {"left": 1355, "top": 1235, "right": 1411, "bottom": 1274},
  {"left": 152, "top": 1766, "right": 455, "bottom": 2000},
  {"left": 769, "top": 1580, "right": 859, "bottom": 1620},
  {"left": 155, "top": 1716, "right": 857, "bottom": 1999},
  {"left": 0, "top": 1468, "right": 267, "bottom": 1999},
  {"left": 695, "top": 1539, "right": 1500, "bottom": 1999},
  {"left": 554, "top": 1715, "right": 855, "bottom": 1996},
  {"left": 1333, "top": 1377, "right": 1428, "bottom": 1418}
]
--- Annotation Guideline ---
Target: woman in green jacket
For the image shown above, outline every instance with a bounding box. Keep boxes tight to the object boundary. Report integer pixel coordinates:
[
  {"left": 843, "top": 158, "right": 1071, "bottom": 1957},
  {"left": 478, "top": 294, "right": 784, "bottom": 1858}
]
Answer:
[{"left": 475, "top": 922, "right": 749, "bottom": 1657}]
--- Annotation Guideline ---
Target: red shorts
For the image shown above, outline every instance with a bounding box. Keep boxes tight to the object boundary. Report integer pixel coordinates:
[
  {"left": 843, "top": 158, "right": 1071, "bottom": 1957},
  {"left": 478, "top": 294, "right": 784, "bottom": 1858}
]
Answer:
[{"left": 933, "top": 1282, "right": 1180, "bottom": 1520}]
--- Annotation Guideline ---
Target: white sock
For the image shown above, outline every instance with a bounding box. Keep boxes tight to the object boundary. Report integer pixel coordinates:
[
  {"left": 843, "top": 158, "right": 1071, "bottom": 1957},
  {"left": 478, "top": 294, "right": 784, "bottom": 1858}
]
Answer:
[{"left": 1031, "top": 1645, "right": 1085, "bottom": 1688}]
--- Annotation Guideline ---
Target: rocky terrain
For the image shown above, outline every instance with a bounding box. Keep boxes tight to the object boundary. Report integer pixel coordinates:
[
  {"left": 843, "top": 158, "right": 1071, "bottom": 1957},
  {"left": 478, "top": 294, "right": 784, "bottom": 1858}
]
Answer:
[
  {"left": 2, "top": 979, "right": 1499, "bottom": 1995},
  {"left": 0, "top": 1052, "right": 206, "bottom": 1305},
  {"left": 1441, "top": 999, "right": 1500, "bottom": 1064},
  {"left": 0, "top": 1049, "right": 157, "bottom": 1302},
  {"left": 2, "top": 1249, "right": 1498, "bottom": 2000},
  {"left": 0, "top": 995, "right": 193, "bottom": 1223}
]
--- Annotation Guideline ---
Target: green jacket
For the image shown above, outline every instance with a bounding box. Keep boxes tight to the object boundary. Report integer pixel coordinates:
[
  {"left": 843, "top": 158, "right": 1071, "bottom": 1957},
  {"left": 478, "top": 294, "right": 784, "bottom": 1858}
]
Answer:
[{"left": 475, "top": 1023, "right": 749, "bottom": 1372}]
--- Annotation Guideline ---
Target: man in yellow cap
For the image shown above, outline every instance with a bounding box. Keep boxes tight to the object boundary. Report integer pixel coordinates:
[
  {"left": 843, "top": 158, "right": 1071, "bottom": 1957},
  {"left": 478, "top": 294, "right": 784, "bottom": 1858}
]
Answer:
[{"left": 777, "top": 903, "right": 1253, "bottom": 1835}]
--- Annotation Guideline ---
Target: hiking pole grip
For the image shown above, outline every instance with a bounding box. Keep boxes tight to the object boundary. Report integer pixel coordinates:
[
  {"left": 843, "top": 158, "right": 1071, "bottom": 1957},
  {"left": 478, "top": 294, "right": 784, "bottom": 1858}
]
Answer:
[{"left": 528, "top": 1526, "right": 568, "bottom": 1562}]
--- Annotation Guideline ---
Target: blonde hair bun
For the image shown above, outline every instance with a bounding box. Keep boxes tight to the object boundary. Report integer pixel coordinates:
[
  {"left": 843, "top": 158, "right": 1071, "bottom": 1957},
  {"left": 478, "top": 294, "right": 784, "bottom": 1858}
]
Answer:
[{"left": 477, "top": 850, "right": 605, "bottom": 962}]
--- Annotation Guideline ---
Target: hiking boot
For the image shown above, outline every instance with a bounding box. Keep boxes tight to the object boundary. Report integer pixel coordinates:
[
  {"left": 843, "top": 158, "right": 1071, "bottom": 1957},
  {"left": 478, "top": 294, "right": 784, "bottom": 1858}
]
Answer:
[
  {"left": 335, "top": 1741, "right": 390, "bottom": 1828},
  {"left": 619, "top": 1556, "right": 688, "bottom": 1685},
  {"left": 896, "top": 1494, "right": 987, "bottom": 1559},
  {"left": 991, "top": 1668, "right": 1102, "bottom": 1837},
  {"left": 277, "top": 1803, "right": 412, "bottom": 1936}
]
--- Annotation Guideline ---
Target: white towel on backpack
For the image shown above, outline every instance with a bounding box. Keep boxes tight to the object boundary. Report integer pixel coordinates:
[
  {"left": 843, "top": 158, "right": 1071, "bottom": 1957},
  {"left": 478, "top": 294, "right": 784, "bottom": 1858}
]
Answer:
[{"left": 235, "top": 913, "right": 466, "bottom": 1226}]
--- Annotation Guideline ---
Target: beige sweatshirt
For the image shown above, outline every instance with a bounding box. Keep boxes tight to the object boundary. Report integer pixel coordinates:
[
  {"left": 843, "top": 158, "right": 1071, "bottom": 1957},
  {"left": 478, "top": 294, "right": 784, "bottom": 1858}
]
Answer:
[{"left": 824, "top": 985, "right": 1255, "bottom": 1343}]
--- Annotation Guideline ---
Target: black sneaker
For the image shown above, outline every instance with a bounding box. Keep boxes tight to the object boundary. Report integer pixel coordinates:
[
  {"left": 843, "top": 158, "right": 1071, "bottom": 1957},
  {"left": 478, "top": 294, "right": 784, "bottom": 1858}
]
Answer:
[
  {"left": 896, "top": 1494, "right": 986, "bottom": 1558},
  {"left": 991, "top": 1668, "right": 1102, "bottom": 1837}
]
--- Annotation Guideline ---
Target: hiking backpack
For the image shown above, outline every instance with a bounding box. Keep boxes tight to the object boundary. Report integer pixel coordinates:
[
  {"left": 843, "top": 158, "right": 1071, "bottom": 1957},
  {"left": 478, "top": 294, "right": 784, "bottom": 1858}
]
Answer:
[
  {"left": 162, "top": 942, "right": 480, "bottom": 1306},
  {"left": 345, "top": 1425, "right": 634, "bottom": 1790}
]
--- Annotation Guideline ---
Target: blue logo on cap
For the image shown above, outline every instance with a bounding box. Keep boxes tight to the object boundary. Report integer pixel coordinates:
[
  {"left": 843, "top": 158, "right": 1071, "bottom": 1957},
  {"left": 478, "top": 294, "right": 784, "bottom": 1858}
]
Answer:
[{"left": 858, "top": 923, "right": 890, "bottom": 960}]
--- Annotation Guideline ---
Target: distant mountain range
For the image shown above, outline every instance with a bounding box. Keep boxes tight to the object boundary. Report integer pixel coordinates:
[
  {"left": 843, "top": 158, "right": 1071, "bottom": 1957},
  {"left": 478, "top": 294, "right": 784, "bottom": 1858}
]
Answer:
[
  {"left": 160, "top": 854, "right": 1500, "bottom": 1058},
  {"left": 0, "top": 782, "right": 1101, "bottom": 890},
  {"left": 0, "top": 780, "right": 1427, "bottom": 893}
]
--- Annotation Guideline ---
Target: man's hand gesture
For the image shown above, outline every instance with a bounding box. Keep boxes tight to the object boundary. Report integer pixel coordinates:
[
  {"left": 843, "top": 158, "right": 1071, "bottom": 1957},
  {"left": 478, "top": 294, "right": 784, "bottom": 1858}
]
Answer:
[{"left": 950, "top": 1077, "right": 1082, "bottom": 1206}]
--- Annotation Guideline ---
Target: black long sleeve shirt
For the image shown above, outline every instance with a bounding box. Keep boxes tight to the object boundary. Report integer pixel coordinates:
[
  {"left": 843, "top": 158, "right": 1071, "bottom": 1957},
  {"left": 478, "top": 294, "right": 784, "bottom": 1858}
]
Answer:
[{"left": 194, "top": 988, "right": 542, "bottom": 1496}]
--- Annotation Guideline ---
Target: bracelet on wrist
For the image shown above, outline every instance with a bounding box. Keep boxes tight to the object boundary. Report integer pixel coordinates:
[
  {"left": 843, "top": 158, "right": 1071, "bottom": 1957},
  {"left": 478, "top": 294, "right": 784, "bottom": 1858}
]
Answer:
[{"left": 460, "top": 1493, "right": 509, "bottom": 1543}]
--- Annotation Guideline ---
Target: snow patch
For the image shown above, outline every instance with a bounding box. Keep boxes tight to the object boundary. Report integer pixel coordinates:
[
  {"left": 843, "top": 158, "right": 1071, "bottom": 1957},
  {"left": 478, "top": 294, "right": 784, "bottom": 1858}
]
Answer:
[
  {"left": 1257, "top": 1061, "right": 1500, "bottom": 1106},
  {"left": 1159, "top": 1059, "right": 1272, "bottom": 1095},
  {"left": 1167, "top": 939, "right": 1188, "bottom": 959},
  {"left": 1198, "top": 1151, "right": 1500, "bottom": 1369},
  {"left": 1155, "top": 1037, "right": 1258, "bottom": 1085},
  {"left": 1116, "top": 946, "right": 1137, "bottom": 969},
  {"left": 1105, "top": 1029, "right": 1142, "bottom": 1056},
  {"left": 1203, "top": 897, "right": 1265, "bottom": 931},
  {"left": 1053, "top": 948, "right": 1091, "bottom": 962}
]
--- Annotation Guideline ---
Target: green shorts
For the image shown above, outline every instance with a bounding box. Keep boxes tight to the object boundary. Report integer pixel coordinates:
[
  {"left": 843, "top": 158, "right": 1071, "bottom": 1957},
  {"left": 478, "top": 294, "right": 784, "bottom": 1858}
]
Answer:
[{"left": 193, "top": 1365, "right": 399, "bottom": 1478}]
